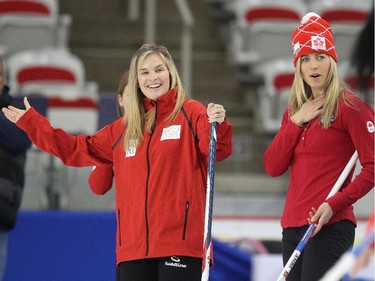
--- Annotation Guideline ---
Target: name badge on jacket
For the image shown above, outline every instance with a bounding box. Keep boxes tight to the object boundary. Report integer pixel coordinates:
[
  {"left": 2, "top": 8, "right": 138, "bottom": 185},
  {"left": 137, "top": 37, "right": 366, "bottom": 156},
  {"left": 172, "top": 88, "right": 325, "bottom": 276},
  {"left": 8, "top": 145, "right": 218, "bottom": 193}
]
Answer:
[
  {"left": 161, "top": 125, "right": 181, "bottom": 141},
  {"left": 126, "top": 139, "right": 137, "bottom": 157}
]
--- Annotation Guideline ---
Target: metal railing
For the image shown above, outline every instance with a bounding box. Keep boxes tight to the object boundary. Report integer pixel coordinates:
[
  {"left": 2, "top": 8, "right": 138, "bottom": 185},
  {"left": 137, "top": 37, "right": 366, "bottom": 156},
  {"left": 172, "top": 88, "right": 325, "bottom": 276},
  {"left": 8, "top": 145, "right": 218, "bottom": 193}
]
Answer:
[{"left": 175, "top": 0, "right": 194, "bottom": 95}]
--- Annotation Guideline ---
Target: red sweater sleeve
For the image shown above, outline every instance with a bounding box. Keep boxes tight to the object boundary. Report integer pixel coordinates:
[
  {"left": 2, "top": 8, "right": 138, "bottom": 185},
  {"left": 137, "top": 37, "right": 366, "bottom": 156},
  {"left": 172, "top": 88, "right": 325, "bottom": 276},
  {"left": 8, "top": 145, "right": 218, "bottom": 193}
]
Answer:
[
  {"left": 326, "top": 97, "right": 374, "bottom": 213},
  {"left": 88, "top": 165, "right": 114, "bottom": 195},
  {"left": 215, "top": 120, "right": 232, "bottom": 161}
]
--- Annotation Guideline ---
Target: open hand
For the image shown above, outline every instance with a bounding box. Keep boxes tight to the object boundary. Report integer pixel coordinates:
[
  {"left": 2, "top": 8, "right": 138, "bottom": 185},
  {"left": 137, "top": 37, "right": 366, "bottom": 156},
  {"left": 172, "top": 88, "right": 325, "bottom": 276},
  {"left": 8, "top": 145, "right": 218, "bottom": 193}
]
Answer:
[{"left": 2, "top": 97, "right": 31, "bottom": 123}]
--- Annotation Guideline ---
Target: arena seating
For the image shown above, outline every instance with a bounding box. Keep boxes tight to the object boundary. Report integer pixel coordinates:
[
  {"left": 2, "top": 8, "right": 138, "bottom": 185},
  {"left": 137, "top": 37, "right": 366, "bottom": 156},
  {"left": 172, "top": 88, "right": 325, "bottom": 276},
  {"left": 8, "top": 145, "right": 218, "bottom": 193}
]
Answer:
[
  {"left": 225, "top": 0, "right": 306, "bottom": 67},
  {"left": 0, "top": 0, "right": 71, "bottom": 57},
  {"left": 6, "top": 48, "right": 99, "bottom": 134},
  {"left": 253, "top": 58, "right": 295, "bottom": 133},
  {"left": 218, "top": 0, "right": 373, "bottom": 132}
]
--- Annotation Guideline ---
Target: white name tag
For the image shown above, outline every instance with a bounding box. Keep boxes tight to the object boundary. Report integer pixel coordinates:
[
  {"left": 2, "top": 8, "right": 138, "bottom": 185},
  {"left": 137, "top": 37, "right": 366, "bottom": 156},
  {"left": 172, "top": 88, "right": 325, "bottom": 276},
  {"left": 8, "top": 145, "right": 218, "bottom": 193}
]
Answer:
[
  {"left": 160, "top": 125, "right": 181, "bottom": 141},
  {"left": 125, "top": 139, "right": 137, "bottom": 157}
]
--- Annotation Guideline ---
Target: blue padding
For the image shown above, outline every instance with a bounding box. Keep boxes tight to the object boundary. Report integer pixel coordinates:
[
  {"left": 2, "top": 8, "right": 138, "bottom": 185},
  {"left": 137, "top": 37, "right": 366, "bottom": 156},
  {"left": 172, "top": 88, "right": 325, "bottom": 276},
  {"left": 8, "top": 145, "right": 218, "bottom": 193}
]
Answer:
[
  {"left": 210, "top": 238, "right": 252, "bottom": 281},
  {"left": 97, "top": 96, "right": 118, "bottom": 130},
  {"left": 4, "top": 211, "right": 117, "bottom": 281},
  {"left": 4, "top": 211, "right": 251, "bottom": 281}
]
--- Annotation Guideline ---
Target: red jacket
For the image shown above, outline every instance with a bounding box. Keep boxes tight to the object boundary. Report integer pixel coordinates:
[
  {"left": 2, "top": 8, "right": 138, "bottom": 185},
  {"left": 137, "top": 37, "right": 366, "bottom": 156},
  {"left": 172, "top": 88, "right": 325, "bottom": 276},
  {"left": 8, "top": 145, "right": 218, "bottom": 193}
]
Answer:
[
  {"left": 17, "top": 88, "right": 232, "bottom": 265},
  {"left": 89, "top": 165, "right": 114, "bottom": 195},
  {"left": 264, "top": 91, "right": 374, "bottom": 228}
]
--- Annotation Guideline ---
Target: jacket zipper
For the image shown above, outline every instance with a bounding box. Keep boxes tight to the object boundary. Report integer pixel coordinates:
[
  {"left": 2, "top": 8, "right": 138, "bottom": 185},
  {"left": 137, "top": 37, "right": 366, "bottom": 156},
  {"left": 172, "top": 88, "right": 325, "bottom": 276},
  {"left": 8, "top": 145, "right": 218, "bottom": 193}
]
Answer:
[
  {"left": 145, "top": 102, "right": 157, "bottom": 257},
  {"left": 117, "top": 208, "right": 122, "bottom": 246},
  {"left": 182, "top": 201, "right": 190, "bottom": 240}
]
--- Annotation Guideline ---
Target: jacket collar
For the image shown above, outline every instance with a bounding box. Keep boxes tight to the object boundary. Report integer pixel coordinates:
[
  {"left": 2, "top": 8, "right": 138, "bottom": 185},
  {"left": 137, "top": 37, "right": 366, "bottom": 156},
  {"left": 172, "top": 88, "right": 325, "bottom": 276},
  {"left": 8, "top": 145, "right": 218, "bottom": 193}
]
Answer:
[{"left": 143, "top": 87, "right": 178, "bottom": 115}]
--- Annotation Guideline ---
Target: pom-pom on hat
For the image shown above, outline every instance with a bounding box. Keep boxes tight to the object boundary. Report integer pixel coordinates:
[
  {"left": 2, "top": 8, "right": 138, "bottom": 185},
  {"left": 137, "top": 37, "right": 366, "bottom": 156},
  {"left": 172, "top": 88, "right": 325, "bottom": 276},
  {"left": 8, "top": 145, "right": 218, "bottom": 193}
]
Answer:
[{"left": 292, "top": 12, "right": 337, "bottom": 66}]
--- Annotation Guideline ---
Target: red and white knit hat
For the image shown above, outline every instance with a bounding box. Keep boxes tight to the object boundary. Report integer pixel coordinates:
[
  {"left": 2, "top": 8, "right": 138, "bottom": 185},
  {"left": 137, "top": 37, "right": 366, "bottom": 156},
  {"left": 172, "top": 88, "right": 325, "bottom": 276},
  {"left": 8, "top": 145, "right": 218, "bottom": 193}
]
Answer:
[{"left": 292, "top": 12, "right": 337, "bottom": 66}]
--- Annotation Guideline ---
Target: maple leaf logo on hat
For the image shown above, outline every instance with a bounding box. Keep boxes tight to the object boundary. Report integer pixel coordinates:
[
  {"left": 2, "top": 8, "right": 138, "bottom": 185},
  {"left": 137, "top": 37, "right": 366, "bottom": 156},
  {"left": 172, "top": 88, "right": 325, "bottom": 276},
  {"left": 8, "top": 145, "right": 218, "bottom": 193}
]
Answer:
[{"left": 311, "top": 35, "right": 326, "bottom": 50}]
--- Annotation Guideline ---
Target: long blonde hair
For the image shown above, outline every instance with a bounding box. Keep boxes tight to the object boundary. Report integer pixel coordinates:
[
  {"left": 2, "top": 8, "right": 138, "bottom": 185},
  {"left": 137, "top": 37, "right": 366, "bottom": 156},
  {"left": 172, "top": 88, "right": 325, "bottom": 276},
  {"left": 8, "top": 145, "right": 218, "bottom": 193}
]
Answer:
[
  {"left": 289, "top": 56, "right": 348, "bottom": 128},
  {"left": 124, "top": 44, "right": 187, "bottom": 148}
]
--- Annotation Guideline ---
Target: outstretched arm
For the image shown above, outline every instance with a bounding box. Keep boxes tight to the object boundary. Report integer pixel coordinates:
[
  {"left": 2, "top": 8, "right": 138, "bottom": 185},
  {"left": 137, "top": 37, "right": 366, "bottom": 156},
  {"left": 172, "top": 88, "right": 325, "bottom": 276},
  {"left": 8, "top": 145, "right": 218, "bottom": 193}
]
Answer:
[{"left": 2, "top": 96, "right": 113, "bottom": 167}]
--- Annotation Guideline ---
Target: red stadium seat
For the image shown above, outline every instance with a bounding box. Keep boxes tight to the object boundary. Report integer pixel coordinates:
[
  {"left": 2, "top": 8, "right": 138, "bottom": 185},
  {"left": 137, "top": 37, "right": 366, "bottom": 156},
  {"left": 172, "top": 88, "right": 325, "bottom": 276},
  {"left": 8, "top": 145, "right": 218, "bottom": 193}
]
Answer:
[
  {"left": 227, "top": 0, "right": 307, "bottom": 67},
  {"left": 6, "top": 48, "right": 99, "bottom": 134},
  {"left": 253, "top": 58, "right": 295, "bottom": 133},
  {"left": 0, "top": 0, "right": 71, "bottom": 57}
]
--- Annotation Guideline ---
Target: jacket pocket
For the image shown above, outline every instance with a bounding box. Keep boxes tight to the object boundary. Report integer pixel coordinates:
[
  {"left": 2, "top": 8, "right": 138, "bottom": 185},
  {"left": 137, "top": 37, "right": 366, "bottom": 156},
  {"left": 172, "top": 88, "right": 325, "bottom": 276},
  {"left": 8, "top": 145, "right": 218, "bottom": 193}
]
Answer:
[{"left": 182, "top": 201, "right": 190, "bottom": 240}]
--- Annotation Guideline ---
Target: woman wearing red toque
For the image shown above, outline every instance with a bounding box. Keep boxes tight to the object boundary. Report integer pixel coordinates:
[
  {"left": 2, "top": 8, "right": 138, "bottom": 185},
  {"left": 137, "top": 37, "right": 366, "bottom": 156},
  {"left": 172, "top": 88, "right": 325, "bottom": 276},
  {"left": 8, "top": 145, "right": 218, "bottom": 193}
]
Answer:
[{"left": 264, "top": 12, "right": 374, "bottom": 280}]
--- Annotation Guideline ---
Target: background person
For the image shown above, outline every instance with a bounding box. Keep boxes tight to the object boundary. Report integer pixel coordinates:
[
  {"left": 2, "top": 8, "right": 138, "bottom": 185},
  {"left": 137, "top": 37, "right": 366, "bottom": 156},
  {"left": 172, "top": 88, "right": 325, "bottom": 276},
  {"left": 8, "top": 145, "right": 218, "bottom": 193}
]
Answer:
[
  {"left": 0, "top": 57, "right": 32, "bottom": 281},
  {"left": 263, "top": 13, "right": 374, "bottom": 280},
  {"left": 88, "top": 70, "right": 129, "bottom": 196},
  {"left": 2, "top": 43, "right": 232, "bottom": 281},
  {"left": 350, "top": 6, "right": 374, "bottom": 104}
]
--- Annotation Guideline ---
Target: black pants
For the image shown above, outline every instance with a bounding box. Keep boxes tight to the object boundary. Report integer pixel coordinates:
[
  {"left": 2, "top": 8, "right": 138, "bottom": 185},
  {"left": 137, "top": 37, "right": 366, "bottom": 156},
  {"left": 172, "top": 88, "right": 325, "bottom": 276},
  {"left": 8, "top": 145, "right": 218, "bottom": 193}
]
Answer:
[
  {"left": 282, "top": 220, "right": 355, "bottom": 281},
  {"left": 116, "top": 256, "right": 202, "bottom": 281}
]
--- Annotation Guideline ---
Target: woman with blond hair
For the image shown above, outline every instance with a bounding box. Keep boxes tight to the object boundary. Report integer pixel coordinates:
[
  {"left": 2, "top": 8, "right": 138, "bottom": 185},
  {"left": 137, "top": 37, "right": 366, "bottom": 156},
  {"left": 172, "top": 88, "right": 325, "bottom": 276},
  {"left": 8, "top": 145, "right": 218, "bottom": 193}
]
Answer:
[
  {"left": 264, "top": 13, "right": 374, "bottom": 280},
  {"left": 3, "top": 43, "right": 232, "bottom": 280}
]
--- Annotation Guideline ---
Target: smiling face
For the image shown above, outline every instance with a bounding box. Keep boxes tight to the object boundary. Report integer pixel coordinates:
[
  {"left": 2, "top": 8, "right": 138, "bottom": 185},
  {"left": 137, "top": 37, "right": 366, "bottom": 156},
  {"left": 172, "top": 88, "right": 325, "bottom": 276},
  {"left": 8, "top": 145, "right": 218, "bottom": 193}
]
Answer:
[
  {"left": 300, "top": 53, "right": 331, "bottom": 97},
  {"left": 137, "top": 53, "right": 170, "bottom": 101}
]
